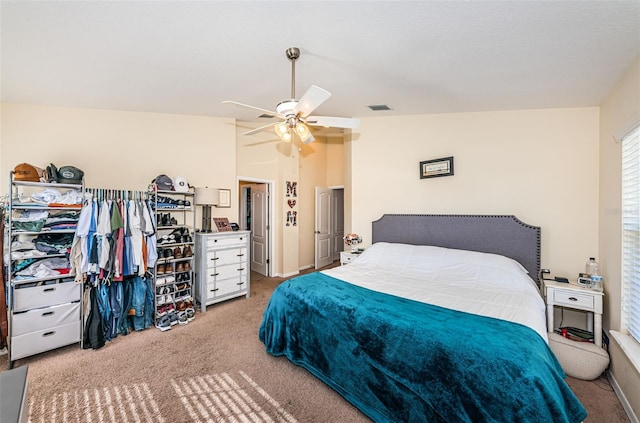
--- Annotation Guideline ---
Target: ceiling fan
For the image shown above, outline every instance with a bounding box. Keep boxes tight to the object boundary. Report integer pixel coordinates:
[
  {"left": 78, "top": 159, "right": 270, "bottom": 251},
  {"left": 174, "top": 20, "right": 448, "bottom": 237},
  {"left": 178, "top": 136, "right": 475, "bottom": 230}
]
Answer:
[{"left": 222, "top": 47, "right": 360, "bottom": 146}]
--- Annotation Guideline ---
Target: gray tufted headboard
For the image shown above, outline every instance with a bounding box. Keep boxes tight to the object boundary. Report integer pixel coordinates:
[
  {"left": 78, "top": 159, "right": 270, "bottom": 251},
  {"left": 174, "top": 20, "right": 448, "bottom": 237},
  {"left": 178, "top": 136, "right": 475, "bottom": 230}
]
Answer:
[{"left": 372, "top": 214, "right": 541, "bottom": 285}]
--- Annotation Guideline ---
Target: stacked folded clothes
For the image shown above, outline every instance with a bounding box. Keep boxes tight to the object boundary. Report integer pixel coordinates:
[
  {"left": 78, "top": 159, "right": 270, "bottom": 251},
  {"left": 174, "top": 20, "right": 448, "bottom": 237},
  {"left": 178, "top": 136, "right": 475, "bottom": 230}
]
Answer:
[
  {"left": 14, "top": 257, "right": 71, "bottom": 279},
  {"left": 11, "top": 209, "right": 48, "bottom": 232},
  {"left": 12, "top": 188, "right": 83, "bottom": 207},
  {"left": 34, "top": 233, "right": 75, "bottom": 253},
  {"left": 43, "top": 210, "right": 80, "bottom": 231}
]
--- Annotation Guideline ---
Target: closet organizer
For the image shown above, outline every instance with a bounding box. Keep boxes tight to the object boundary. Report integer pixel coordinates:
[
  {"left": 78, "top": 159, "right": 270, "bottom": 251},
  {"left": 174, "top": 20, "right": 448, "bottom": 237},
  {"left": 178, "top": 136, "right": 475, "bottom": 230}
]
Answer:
[{"left": 77, "top": 189, "right": 158, "bottom": 349}]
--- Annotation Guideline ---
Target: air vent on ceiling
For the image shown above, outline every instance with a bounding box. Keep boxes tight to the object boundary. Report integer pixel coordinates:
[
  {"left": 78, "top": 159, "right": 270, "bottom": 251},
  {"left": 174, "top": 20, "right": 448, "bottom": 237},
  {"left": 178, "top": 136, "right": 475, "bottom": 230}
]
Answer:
[
  {"left": 368, "top": 104, "right": 392, "bottom": 111},
  {"left": 258, "top": 114, "right": 274, "bottom": 118}
]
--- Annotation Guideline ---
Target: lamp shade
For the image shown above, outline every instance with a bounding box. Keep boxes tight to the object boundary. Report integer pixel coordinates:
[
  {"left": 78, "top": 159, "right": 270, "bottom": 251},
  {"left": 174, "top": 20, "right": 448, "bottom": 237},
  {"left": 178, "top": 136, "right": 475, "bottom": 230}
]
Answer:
[{"left": 195, "top": 187, "right": 219, "bottom": 205}]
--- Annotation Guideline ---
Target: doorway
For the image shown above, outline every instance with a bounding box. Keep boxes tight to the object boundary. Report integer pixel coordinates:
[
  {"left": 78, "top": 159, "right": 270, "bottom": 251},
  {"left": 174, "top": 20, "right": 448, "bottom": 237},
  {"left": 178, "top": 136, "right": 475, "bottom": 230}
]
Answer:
[
  {"left": 314, "top": 187, "right": 344, "bottom": 269},
  {"left": 238, "top": 178, "right": 274, "bottom": 277}
]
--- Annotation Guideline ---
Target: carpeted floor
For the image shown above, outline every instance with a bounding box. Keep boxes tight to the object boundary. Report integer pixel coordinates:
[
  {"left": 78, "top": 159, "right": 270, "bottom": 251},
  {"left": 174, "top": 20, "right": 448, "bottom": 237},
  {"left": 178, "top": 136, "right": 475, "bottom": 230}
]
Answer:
[{"left": 0, "top": 264, "right": 631, "bottom": 422}]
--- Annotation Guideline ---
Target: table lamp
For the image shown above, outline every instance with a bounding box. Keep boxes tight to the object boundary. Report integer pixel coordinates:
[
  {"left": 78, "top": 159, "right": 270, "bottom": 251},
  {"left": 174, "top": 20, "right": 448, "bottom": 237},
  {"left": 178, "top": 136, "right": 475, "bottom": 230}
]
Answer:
[{"left": 195, "top": 187, "right": 219, "bottom": 232}]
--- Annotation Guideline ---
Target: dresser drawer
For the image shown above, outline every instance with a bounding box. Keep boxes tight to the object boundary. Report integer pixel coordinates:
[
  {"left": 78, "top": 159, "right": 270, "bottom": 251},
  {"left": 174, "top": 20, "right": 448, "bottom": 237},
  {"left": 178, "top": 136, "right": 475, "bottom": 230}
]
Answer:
[
  {"left": 11, "top": 321, "right": 81, "bottom": 360},
  {"left": 552, "top": 290, "right": 595, "bottom": 310},
  {"left": 206, "top": 277, "right": 247, "bottom": 300},
  {"left": 206, "top": 235, "right": 248, "bottom": 248},
  {"left": 13, "top": 280, "right": 82, "bottom": 312},
  {"left": 12, "top": 302, "right": 81, "bottom": 336},
  {"left": 205, "top": 263, "right": 248, "bottom": 283},
  {"left": 206, "top": 248, "right": 247, "bottom": 267}
]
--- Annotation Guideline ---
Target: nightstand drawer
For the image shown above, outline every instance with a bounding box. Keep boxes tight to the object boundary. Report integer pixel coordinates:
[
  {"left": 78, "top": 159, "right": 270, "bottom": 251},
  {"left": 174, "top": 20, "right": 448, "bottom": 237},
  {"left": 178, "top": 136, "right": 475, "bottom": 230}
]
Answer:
[{"left": 553, "top": 290, "right": 595, "bottom": 310}]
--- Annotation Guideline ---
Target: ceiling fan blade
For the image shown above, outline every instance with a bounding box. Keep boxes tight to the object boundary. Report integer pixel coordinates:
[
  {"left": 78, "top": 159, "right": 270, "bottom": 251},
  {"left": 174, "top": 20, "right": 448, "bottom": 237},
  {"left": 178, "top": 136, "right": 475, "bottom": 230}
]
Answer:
[
  {"left": 243, "top": 122, "right": 280, "bottom": 136},
  {"left": 293, "top": 85, "right": 331, "bottom": 117},
  {"left": 222, "top": 100, "right": 285, "bottom": 119},
  {"left": 306, "top": 116, "right": 361, "bottom": 130}
]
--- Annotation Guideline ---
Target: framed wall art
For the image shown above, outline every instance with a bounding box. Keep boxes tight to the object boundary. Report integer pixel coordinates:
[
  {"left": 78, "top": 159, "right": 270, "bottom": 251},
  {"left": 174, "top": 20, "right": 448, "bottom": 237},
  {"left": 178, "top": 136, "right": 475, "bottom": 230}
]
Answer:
[
  {"left": 218, "top": 188, "right": 231, "bottom": 207},
  {"left": 420, "top": 156, "right": 454, "bottom": 179}
]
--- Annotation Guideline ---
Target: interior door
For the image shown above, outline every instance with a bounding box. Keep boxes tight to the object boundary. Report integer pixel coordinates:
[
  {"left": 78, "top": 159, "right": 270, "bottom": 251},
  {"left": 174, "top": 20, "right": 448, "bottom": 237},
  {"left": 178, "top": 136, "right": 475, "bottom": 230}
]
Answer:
[
  {"left": 250, "top": 184, "right": 269, "bottom": 276},
  {"left": 315, "top": 187, "right": 332, "bottom": 269}
]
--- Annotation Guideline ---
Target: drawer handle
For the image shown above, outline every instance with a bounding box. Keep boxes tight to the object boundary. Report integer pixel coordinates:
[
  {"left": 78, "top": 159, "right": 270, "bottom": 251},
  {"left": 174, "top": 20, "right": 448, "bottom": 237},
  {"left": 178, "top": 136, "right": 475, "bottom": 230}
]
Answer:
[
  {"left": 568, "top": 297, "right": 578, "bottom": 301},
  {"left": 42, "top": 331, "right": 56, "bottom": 337},
  {"left": 42, "top": 311, "right": 54, "bottom": 317},
  {"left": 210, "top": 288, "right": 219, "bottom": 292},
  {"left": 43, "top": 287, "right": 56, "bottom": 292},
  {"left": 237, "top": 268, "right": 245, "bottom": 271},
  {"left": 237, "top": 253, "right": 244, "bottom": 257},
  {"left": 236, "top": 282, "right": 244, "bottom": 286},
  {"left": 210, "top": 273, "right": 219, "bottom": 277}
]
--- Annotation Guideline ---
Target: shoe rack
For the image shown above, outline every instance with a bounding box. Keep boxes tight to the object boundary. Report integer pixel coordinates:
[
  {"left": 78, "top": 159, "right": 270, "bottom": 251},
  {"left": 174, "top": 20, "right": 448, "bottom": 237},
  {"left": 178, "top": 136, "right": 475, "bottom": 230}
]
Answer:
[{"left": 151, "top": 190, "right": 196, "bottom": 331}]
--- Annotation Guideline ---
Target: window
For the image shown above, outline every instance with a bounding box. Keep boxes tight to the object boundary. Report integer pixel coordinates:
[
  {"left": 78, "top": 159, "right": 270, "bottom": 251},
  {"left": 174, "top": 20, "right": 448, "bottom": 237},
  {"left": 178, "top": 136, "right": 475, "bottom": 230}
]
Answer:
[{"left": 621, "top": 124, "right": 640, "bottom": 344}]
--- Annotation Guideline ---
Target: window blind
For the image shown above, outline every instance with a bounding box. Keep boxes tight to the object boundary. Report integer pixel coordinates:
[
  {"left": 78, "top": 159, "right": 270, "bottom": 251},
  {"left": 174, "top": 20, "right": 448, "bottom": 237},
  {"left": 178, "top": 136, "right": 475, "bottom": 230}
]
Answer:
[{"left": 622, "top": 125, "right": 640, "bottom": 343}]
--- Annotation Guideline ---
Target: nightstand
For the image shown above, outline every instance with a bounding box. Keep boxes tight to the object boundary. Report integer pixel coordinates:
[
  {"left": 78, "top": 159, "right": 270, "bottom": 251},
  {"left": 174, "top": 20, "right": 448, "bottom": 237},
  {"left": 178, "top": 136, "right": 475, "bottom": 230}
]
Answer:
[
  {"left": 340, "top": 251, "right": 362, "bottom": 266},
  {"left": 543, "top": 279, "right": 604, "bottom": 347}
]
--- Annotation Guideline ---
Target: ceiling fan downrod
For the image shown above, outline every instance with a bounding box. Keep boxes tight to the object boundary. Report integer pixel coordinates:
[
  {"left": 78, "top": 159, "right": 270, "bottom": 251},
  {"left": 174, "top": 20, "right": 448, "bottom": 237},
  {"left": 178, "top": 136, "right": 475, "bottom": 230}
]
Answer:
[{"left": 285, "top": 47, "right": 300, "bottom": 100}]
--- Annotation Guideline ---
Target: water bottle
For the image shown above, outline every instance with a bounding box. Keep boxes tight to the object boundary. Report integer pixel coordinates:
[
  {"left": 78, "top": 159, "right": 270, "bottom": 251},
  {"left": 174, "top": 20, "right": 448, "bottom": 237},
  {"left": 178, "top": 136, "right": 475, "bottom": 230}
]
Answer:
[
  {"left": 591, "top": 275, "right": 604, "bottom": 292},
  {"left": 585, "top": 257, "right": 599, "bottom": 277}
]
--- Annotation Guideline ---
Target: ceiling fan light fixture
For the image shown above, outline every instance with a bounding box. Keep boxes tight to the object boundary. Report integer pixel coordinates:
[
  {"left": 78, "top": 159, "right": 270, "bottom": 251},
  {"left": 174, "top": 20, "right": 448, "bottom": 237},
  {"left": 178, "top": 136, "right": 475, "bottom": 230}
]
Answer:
[
  {"left": 296, "top": 122, "right": 312, "bottom": 142},
  {"left": 275, "top": 122, "right": 290, "bottom": 141}
]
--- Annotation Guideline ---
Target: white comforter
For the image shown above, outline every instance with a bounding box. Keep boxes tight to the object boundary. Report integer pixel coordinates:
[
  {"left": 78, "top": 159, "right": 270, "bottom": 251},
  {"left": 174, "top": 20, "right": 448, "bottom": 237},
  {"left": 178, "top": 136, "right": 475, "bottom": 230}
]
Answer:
[{"left": 322, "top": 242, "right": 548, "bottom": 341}]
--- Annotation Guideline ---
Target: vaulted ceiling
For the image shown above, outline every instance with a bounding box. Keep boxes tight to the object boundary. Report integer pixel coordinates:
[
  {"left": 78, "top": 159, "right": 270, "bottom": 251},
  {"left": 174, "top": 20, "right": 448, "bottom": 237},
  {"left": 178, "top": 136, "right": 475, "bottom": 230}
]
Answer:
[{"left": 2, "top": 1, "right": 639, "bottom": 123}]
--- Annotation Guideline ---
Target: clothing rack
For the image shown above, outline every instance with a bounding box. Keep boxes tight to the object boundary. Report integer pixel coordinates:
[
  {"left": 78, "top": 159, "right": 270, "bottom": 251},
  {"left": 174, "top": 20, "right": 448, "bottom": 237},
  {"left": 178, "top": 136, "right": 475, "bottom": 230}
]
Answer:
[{"left": 84, "top": 188, "right": 150, "bottom": 202}]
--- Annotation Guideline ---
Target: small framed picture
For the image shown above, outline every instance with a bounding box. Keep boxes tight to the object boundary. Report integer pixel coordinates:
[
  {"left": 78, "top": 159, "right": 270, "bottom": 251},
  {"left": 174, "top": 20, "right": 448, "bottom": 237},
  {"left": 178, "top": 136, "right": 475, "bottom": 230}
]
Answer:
[
  {"left": 420, "top": 156, "right": 454, "bottom": 179},
  {"left": 218, "top": 188, "right": 231, "bottom": 207},
  {"left": 213, "top": 217, "right": 232, "bottom": 232}
]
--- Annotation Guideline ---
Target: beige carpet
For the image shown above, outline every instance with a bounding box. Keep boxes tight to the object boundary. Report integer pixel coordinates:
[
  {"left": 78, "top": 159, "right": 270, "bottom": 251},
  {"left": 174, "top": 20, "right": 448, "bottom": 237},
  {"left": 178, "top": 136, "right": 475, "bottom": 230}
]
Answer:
[{"left": 0, "top": 265, "right": 631, "bottom": 422}]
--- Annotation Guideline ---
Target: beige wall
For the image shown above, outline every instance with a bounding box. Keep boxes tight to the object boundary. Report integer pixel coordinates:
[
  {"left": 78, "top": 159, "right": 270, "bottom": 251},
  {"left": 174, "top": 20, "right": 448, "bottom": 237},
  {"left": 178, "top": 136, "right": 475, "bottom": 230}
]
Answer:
[
  {"left": 348, "top": 108, "right": 600, "bottom": 278},
  {"left": 1, "top": 104, "right": 237, "bottom": 225},
  {"left": 235, "top": 124, "right": 343, "bottom": 275},
  {"left": 599, "top": 55, "right": 640, "bottom": 417}
]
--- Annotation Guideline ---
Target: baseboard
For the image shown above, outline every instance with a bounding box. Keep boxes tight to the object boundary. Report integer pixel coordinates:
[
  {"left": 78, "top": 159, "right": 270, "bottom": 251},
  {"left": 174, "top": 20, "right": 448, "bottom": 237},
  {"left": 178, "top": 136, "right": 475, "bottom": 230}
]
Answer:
[{"left": 607, "top": 370, "right": 639, "bottom": 423}]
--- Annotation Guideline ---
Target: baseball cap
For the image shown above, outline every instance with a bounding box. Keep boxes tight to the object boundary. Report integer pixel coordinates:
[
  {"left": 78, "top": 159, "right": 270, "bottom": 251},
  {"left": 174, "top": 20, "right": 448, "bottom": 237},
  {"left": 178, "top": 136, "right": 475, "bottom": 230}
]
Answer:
[
  {"left": 13, "top": 163, "right": 43, "bottom": 182},
  {"left": 153, "top": 174, "right": 173, "bottom": 191},
  {"left": 173, "top": 176, "right": 190, "bottom": 192},
  {"left": 57, "top": 166, "right": 84, "bottom": 184}
]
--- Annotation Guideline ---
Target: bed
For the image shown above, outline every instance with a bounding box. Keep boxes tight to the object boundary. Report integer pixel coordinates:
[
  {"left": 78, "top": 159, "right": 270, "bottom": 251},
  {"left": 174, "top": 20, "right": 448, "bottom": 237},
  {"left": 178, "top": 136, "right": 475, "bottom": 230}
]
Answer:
[{"left": 259, "top": 214, "right": 587, "bottom": 422}]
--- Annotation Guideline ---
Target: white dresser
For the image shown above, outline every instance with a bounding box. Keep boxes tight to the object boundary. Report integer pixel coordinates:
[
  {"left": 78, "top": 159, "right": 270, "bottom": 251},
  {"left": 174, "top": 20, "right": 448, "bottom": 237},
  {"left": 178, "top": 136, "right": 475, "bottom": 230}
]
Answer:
[{"left": 194, "top": 231, "right": 251, "bottom": 312}]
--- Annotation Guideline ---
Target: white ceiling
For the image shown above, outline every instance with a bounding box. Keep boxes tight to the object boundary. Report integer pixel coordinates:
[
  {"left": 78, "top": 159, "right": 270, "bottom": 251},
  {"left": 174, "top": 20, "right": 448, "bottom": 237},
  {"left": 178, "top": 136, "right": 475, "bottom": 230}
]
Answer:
[{"left": 2, "top": 1, "right": 639, "bottom": 123}]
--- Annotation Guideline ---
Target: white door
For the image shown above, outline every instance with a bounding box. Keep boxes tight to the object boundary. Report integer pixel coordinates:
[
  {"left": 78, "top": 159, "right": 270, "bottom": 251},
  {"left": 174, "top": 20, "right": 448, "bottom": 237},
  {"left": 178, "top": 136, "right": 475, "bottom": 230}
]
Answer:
[
  {"left": 250, "top": 184, "right": 269, "bottom": 276},
  {"left": 331, "top": 189, "right": 345, "bottom": 261},
  {"left": 315, "top": 187, "right": 332, "bottom": 269}
]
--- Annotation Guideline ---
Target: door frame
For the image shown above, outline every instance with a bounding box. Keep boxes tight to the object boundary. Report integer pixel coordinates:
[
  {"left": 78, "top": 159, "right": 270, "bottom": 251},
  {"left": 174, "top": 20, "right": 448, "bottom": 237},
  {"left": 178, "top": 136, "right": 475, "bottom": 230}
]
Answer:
[{"left": 237, "top": 176, "right": 275, "bottom": 277}]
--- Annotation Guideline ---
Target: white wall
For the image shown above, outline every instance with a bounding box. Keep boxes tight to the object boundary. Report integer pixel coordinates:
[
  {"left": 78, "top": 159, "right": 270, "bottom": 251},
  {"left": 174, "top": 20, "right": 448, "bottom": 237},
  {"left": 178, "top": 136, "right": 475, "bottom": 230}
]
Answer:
[
  {"left": 348, "top": 108, "right": 600, "bottom": 278},
  {"left": 599, "top": 55, "right": 640, "bottom": 418}
]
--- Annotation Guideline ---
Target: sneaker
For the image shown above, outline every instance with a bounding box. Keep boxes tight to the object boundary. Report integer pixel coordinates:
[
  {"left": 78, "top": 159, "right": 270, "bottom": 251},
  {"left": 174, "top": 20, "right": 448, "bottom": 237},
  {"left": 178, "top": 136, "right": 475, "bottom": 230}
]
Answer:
[
  {"left": 163, "top": 247, "right": 174, "bottom": 259},
  {"left": 156, "top": 314, "right": 171, "bottom": 331},
  {"left": 165, "top": 263, "right": 173, "bottom": 274},
  {"left": 168, "top": 311, "right": 179, "bottom": 326},
  {"left": 185, "top": 307, "right": 195, "bottom": 322},
  {"left": 156, "top": 264, "right": 165, "bottom": 274},
  {"left": 178, "top": 311, "right": 188, "bottom": 325}
]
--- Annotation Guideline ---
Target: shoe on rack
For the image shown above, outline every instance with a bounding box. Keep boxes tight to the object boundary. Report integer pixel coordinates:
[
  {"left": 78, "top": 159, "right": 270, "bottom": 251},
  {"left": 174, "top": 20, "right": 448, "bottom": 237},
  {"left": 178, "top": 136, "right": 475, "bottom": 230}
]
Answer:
[
  {"left": 178, "top": 311, "right": 188, "bottom": 325},
  {"left": 184, "top": 262, "right": 191, "bottom": 272},
  {"left": 168, "top": 311, "right": 179, "bottom": 326},
  {"left": 174, "top": 247, "right": 183, "bottom": 259},
  {"left": 170, "top": 216, "right": 178, "bottom": 225},
  {"left": 176, "top": 301, "right": 187, "bottom": 311},
  {"left": 185, "top": 307, "right": 196, "bottom": 322},
  {"left": 163, "top": 248, "right": 174, "bottom": 260},
  {"left": 183, "top": 245, "right": 193, "bottom": 257},
  {"left": 156, "top": 264, "right": 165, "bottom": 274},
  {"left": 156, "top": 314, "right": 172, "bottom": 331}
]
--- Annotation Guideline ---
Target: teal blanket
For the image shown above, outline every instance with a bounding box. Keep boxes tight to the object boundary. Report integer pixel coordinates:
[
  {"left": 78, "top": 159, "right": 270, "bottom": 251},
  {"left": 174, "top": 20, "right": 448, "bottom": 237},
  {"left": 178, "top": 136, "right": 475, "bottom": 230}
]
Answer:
[{"left": 259, "top": 272, "right": 587, "bottom": 422}]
